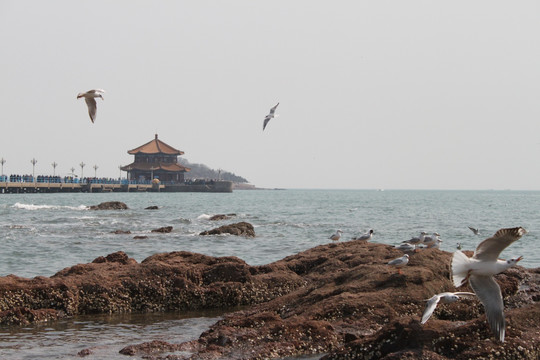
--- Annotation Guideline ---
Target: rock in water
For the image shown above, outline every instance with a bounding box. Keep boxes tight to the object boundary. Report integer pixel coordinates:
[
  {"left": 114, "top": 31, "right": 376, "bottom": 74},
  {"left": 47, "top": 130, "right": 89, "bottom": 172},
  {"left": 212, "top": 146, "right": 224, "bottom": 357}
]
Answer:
[
  {"left": 88, "top": 201, "right": 128, "bottom": 210},
  {"left": 200, "top": 222, "right": 255, "bottom": 237}
]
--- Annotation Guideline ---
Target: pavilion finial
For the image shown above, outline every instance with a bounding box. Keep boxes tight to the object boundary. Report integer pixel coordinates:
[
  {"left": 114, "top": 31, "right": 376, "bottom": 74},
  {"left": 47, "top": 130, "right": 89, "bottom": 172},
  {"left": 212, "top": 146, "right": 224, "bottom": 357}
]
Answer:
[{"left": 155, "top": 134, "right": 158, "bottom": 140}]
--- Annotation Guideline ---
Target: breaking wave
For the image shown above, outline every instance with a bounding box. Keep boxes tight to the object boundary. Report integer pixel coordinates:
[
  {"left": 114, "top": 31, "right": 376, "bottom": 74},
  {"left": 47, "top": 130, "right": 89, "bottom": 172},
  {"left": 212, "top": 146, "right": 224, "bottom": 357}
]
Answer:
[{"left": 12, "top": 203, "right": 88, "bottom": 211}]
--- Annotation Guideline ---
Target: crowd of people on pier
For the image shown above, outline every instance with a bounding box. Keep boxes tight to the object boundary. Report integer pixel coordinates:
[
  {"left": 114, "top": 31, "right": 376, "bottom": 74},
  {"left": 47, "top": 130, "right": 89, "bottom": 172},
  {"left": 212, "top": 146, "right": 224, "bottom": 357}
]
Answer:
[{"left": 0, "top": 174, "right": 221, "bottom": 186}]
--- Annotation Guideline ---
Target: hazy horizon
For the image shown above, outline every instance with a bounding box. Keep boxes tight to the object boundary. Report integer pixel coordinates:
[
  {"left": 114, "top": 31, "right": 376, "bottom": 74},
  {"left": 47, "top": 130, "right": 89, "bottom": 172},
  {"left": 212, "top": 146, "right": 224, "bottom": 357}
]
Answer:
[{"left": 1, "top": 1, "right": 539, "bottom": 190}]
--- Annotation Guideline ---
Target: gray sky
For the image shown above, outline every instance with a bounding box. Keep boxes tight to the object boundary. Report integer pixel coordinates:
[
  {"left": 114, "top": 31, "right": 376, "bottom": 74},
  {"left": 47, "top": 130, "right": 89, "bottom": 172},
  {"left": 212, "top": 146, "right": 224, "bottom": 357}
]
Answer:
[{"left": 1, "top": 1, "right": 539, "bottom": 189}]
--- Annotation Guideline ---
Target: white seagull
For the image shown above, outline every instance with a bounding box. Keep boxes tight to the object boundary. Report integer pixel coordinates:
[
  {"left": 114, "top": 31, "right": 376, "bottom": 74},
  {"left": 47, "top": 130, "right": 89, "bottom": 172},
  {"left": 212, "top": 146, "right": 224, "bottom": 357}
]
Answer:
[
  {"left": 423, "top": 232, "right": 441, "bottom": 247},
  {"left": 77, "top": 89, "right": 105, "bottom": 123},
  {"left": 402, "top": 231, "right": 428, "bottom": 252},
  {"left": 387, "top": 254, "right": 409, "bottom": 274},
  {"left": 329, "top": 229, "right": 343, "bottom": 241},
  {"left": 394, "top": 243, "right": 415, "bottom": 252},
  {"left": 451, "top": 227, "right": 526, "bottom": 342},
  {"left": 353, "top": 229, "right": 374, "bottom": 241},
  {"left": 263, "top": 102, "right": 279, "bottom": 130},
  {"left": 421, "top": 292, "right": 476, "bottom": 324}
]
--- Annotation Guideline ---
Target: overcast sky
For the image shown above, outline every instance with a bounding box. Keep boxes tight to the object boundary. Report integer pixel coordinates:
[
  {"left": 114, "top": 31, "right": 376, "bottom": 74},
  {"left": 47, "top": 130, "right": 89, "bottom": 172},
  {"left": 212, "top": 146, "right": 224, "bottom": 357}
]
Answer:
[{"left": 1, "top": 1, "right": 539, "bottom": 189}]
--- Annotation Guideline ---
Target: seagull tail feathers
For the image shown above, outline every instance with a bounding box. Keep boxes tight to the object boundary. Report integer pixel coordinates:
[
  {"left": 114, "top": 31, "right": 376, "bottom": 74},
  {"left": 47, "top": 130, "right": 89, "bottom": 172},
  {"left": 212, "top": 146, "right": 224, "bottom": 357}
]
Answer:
[{"left": 451, "top": 250, "right": 472, "bottom": 287}]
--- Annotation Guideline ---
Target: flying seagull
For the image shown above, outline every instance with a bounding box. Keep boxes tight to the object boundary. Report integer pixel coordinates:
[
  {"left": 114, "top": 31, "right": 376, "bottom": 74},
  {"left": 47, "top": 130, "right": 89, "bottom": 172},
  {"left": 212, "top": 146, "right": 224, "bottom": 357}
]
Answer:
[
  {"left": 77, "top": 89, "right": 105, "bottom": 123},
  {"left": 468, "top": 226, "right": 480, "bottom": 235},
  {"left": 263, "top": 102, "right": 279, "bottom": 130},
  {"left": 451, "top": 227, "right": 526, "bottom": 342},
  {"left": 420, "top": 292, "right": 476, "bottom": 324}
]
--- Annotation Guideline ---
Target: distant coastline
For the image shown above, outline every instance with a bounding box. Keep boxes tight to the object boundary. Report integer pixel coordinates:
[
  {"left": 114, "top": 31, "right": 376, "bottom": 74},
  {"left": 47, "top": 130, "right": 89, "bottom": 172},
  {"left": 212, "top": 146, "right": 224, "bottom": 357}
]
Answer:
[{"left": 233, "top": 183, "right": 285, "bottom": 190}]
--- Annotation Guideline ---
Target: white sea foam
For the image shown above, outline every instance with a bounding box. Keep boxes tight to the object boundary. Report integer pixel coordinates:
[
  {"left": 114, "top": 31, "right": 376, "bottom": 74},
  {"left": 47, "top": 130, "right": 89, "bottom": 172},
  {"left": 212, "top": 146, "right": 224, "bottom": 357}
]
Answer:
[
  {"left": 197, "top": 214, "right": 212, "bottom": 220},
  {"left": 12, "top": 203, "right": 88, "bottom": 211}
]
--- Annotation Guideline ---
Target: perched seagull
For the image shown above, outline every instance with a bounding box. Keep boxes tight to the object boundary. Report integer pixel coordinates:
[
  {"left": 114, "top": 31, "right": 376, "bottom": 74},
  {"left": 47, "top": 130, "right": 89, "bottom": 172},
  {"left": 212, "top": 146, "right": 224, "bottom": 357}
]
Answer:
[
  {"left": 402, "top": 231, "right": 428, "bottom": 252},
  {"left": 428, "top": 239, "right": 443, "bottom": 249},
  {"left": 457, "top": 242, "right": 462, "bottom": 250},
  {"left": 451, "top": 227, "right": 526, "bottom": 342},
  {"left": 388, "top": 254, "right": 409, "bottom": 274},
  {"left": 353, "top": 229, "right": 374, "bottom": 241},
  {"left": 77, "top": 89, "right": 105, "bottom": 123},
  {"left": 329, "top": 229, "right": 343, "bottom": 241},
  {"left": 423, "top": 232, "right": 441, "bottom": 247},
  {"left": 468, "top": 226, "right": 480, "bottom": 235},
  {"left": 263, "top": 102, "right": 279, "bottom": 130},
  {"left": 421, "top": 292, "right": 476, "bottom": 324},
  {"left": 394, "top": 243, "right": 415, "bottom": 252}
]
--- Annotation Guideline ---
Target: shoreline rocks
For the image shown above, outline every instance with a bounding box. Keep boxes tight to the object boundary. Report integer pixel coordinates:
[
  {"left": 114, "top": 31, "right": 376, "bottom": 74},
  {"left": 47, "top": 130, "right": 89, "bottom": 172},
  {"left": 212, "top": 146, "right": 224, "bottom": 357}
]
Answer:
[{"left": 0, "top": 243, "right": 538, "bottom": 359}]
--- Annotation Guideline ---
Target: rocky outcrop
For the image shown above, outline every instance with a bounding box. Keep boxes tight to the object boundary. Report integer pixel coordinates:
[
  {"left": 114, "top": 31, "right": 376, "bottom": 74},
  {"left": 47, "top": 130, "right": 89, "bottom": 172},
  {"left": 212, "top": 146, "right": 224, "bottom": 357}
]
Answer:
[
  {"left": 88, "top": 201, "right": 128, "bottom": 210},
  {"left": 200, "top": 222, "right": 255, "bottom": 237},
  {"left": 0, "top": 242, "right": 538, "bottom": 359},
  {"left": 123, "top": 243, "right": 540, "bottom": 359},
  {"left": 145, "top": 206, "right": 159, "bottom": 210},
  {"left": 0, "top": 250, "right": 302, "bottom": 326}
]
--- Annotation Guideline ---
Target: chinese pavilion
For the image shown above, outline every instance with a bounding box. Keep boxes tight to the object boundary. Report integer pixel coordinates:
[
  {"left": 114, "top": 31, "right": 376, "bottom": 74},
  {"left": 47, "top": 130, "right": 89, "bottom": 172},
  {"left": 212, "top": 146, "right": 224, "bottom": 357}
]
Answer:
[{"left": 121, "top": 134, "right": 190, "bottom": 183}]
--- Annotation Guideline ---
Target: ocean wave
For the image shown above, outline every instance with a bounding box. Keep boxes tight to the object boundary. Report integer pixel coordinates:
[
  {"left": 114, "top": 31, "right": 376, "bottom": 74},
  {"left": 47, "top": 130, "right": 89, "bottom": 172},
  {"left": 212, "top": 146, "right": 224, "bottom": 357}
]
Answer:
[
  {"left": 12, "top": 203, "right": 88, "bottom": 211},
  {"left": 197, "top": 214, "right": 212, "bottom": 220}
]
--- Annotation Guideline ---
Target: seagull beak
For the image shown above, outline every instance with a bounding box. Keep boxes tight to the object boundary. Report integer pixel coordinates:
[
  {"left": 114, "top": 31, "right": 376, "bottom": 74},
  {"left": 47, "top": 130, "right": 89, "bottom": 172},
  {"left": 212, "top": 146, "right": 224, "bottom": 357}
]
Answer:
[{"left": 516, "top": 256, "right": 523, "bottom": 262}]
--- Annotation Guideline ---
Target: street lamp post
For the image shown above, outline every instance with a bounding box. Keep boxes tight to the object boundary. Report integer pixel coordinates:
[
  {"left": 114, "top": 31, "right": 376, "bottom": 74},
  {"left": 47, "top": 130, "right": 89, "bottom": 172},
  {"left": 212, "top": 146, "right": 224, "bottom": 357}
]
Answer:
[
  {"left": 118, "top": 165, "right": 122, "bottom": 180},
  {"left": 52, "top": 162, "right": 58, "bottom": 177},
  {"left": 80, "top": 162, "right": 86, "bottom": 179},
  {"left": 31, "top": 158, "right": 38, "bottom": 182},
  {"left": 0, "top": 158, "right": 5, "bottom": 176},
  {"left": 93, "top": 165, "right": 98, "bottom": 178}
]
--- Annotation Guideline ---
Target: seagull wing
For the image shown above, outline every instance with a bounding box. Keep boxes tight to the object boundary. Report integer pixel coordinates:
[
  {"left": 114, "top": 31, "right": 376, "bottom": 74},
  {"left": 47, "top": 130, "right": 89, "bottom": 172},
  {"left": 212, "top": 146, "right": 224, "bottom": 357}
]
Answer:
[
  {"left": 89, "top": 89, "right": 106, "bottom": 94},
  {"left": 263, "top": 117, "right": 271, "bottom": 130},
  {"left": 269, "top": 102, "right": 279, "bottom": 115},
  {"left": 454, "top": 292, "right": 476, "bottom": 299},
  {"left": 468, "top": 226, "right": 479, "bottom": 234},
  {"left": 421, "top": 295, "right": 441, "bottom": 324},
  {"left": 469, "top": 275, "right": 505, "bottom": 342},
  {"left": 84, "top": 97, "right": 97, "bottom": 123},
  {"left": 473, "top": 227, "right": 526, "bottom": 261}
]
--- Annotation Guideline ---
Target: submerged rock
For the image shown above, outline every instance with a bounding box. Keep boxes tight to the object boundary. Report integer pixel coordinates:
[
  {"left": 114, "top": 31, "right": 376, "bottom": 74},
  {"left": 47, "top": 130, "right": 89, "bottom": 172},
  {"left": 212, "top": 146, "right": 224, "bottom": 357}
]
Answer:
[
  {"left": 88, "top": 201, "right": 128, "bottom": 210},
  {"left": 145, "top": 206, "right": 159, "bottom": 210},
  {"left": 200, "top": 221, "right": 255, "bottom": 237},
  {"left": 209, "top": 214, "right": 237, "bottom": 221}
]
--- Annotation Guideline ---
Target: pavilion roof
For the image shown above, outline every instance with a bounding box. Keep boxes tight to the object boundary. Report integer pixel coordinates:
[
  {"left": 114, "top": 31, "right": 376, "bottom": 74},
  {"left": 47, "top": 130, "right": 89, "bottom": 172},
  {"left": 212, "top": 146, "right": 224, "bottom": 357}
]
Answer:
[
  {"left": 128, "top": 134, "right": 184, "bottom": 155},
  {"left": 121, "top": 162, "right": 190, "bottom": 173}
]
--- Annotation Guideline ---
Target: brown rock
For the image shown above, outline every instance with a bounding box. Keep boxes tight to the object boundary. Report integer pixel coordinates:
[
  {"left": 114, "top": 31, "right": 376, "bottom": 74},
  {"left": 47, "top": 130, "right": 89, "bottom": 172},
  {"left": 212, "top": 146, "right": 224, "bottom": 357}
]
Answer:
[
  {"left": 133, "top": 235, "right": 149, "bottom": 240},
  {"left": 88, "top": 201, "right": 128, "bottom": 210},
  {"left": 145, "top": 206, "right": 159, "bottom": 210},
  {"left": 151, "top": 226, "right": 173, "bottom": 233},
  {"left": 0, "top": 242, "right": 538, "bottom": 359},
  {"left": 200, "top": 221, "right": 255, "bottom": 237}
]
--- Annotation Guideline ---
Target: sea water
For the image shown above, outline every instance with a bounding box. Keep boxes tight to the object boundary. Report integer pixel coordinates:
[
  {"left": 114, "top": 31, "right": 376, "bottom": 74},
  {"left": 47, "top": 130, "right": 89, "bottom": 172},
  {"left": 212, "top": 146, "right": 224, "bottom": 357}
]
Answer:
[{"left": 0, "top": 190, "right": 539, "bottom": 358}]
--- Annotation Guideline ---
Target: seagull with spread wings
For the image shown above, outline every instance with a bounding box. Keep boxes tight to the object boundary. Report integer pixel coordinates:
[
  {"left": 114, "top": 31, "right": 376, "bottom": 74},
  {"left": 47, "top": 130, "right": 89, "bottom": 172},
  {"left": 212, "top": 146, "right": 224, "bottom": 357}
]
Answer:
[
  {"left": 77, "top": 89, "right": 105, "bottom": 123},
  {"left": 263, "top": 102, "right": 279, "bottom": 130},
  {"left": 451, "top": 227, "right": 526, "bottom": 342},
  {"left": 421, "top": 292, "right": 476, "bottom": 324}
]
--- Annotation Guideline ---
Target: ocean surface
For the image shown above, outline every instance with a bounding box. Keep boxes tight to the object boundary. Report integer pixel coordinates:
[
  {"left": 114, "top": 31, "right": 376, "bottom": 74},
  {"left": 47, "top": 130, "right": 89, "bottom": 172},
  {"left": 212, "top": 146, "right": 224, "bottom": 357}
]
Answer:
[{"left": 0, "top": 189, "right": 539, "bottom": 359}]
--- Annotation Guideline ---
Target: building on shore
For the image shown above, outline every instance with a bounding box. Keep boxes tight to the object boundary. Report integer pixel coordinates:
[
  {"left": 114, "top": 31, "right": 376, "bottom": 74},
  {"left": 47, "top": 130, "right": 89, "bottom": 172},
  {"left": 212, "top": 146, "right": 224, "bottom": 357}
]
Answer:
[{"left": 121, "top": 134, "right": 190, "bottom": 183}]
